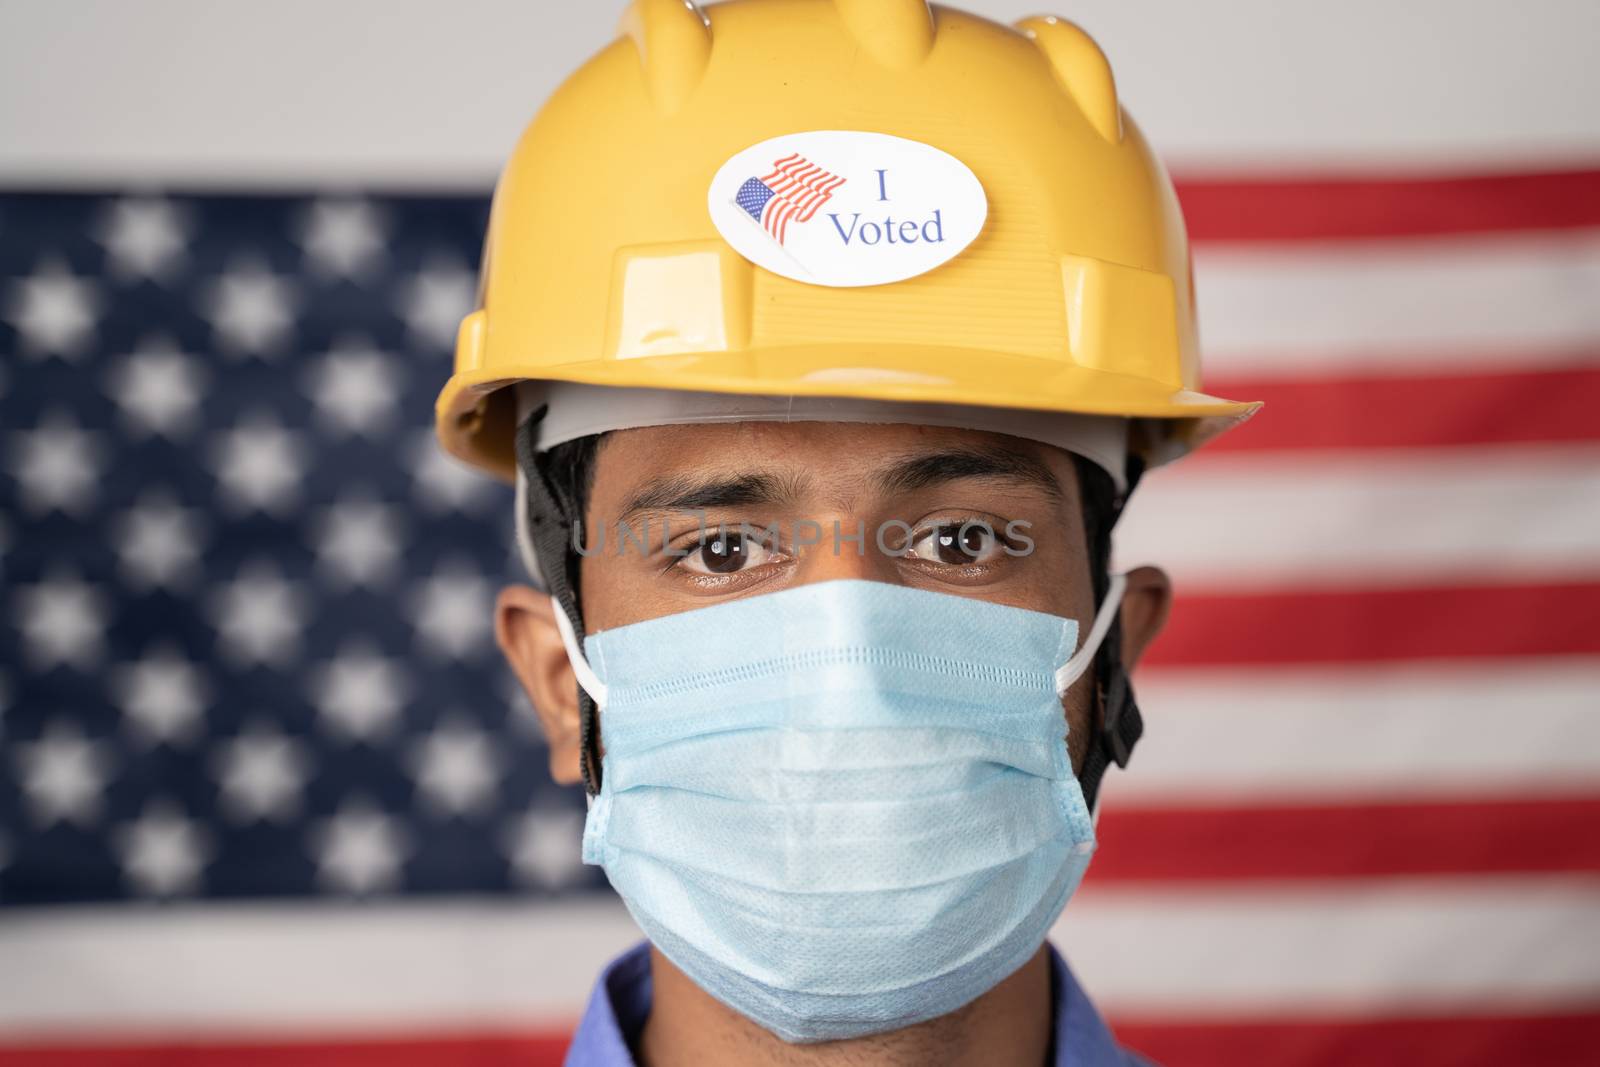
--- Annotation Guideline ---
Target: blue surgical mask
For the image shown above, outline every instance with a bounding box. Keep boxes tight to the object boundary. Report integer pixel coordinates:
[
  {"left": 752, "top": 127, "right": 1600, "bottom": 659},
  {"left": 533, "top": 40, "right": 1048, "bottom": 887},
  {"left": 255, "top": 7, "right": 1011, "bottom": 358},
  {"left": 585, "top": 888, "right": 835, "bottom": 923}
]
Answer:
[{"left": 552, "top": 576, "right": 1125, "bottom": 1044}]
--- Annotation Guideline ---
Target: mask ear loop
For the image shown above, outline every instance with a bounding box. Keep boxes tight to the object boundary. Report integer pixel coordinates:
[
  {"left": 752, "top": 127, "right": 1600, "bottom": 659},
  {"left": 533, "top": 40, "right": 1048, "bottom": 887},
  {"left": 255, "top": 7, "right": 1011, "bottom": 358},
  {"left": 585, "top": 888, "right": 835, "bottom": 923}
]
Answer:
[
  {"left": 550, "top": 598, "right": 608, "bottom": 812},
  {"left": 1055, "top": 571, "right": 1127, "bottom": 696},
  {"left": 552, "top": 597, "right": 608, "bottom": 708},
  {"left": 1054, "top": 571, "right": 1129, "bottom": 823}
]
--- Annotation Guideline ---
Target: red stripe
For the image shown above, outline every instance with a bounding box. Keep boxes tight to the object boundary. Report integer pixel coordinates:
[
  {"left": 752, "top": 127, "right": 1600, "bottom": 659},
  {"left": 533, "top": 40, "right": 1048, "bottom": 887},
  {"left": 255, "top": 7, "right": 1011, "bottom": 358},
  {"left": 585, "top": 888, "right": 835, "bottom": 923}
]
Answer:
[
  {"left": 768, "top": 163, "right": 820, "bottom": 197},
  {"left": 759, "top": 158, "right": 811, "bottom": 188},
  {"left": 765, "top": 196, "right": 794, "bottom": 241},
  {"left": 790, "top": 176, "right": 839, "bottom": 220},
  {"left": 758, "top": 153, "right": 802, "bottom": 183},
  {"left": 1176, "top": 165, "right": 1600, "bottom": 242},
  {"left": 787, "top": 168, "right": 825, "bottom": 197},
  {"left": 1089, "top": 795, "right": 1600, "bottom": 884},
  {"left": 794, "top": 174, "right": 847, "bottom": 222},
  {"left": 0, "top": 1033, "right": 569, "bottom": 1067},
  {"left": 1204, "top": 362, "right": 1600, "bottom": 451},
  {"left": 768, "top": 163, "right": 824, "bottom": 245},
  {"left": 11, "top": 1012, "right": 1596, "bottom": 1067},
  {"left": 1114, "top": 1009, "right": 1600, "bottom": 1067},
  {"left": 1147, "top": 582, "right": 1600, "bottom": 666},
  {"left": 757, "top": 153, "right": 845, "bottom": 241}
]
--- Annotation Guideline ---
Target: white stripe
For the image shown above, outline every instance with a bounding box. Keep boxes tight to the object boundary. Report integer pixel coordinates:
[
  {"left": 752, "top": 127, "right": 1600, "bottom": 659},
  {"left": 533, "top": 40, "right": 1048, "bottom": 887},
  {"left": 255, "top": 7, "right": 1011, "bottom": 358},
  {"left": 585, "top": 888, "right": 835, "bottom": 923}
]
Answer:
[
  {"left": 3, "top": 884, "right": 1597, "bottom": 1034},
  {"left": 1195, "top": 229, "right": 1600, "bottom": 375},
  {"left": 0, "top": 899, "right": 639, "bottom": 1035},
  {"left": 5, "top": 1, "right": 1596, "bottom": 186},
  {"left": 1113, "top": 444, "right": 1600, "bottom": 589},
  {"left": 1111, "top": 658, "right": 1600, "bottom": 802},
  {"left": 1058, "top": 877, "right": 1600, "bottom": 1016}
]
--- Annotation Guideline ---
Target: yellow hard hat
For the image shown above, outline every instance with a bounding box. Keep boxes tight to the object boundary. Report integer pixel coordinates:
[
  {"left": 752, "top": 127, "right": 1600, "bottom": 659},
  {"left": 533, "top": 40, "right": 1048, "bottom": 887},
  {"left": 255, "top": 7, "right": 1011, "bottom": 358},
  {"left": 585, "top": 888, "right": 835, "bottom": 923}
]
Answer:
[{"left": 436, "top": 0, "right": 1259, "bottom": 484}]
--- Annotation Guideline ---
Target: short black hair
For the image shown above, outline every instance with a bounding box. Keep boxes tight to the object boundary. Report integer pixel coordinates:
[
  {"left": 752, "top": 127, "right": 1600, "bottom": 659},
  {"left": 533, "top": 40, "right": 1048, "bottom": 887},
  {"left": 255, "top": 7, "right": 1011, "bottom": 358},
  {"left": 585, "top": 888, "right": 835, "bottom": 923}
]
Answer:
[{"left": 537, "top": 430, "right": 1116, "bottom": 607}]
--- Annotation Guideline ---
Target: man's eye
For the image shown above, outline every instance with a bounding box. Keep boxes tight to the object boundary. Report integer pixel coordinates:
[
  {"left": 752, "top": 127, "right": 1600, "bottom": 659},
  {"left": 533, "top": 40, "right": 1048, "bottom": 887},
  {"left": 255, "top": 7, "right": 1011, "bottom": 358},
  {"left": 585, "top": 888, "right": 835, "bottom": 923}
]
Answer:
[
  {"left": 680, "top": 531, "right": 774, "bottom": 575},
  {"left": 910, "top": 523, "right": 1006, "bottom": 565}
]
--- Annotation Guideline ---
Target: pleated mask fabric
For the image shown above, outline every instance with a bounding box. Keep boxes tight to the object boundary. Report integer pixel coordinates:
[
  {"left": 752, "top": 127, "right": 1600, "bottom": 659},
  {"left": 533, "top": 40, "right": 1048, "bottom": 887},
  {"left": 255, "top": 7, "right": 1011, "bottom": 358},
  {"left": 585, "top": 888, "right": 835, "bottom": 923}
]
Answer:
[{"left": 573, "top": 579, "right": 1100, "bottom": 1043}]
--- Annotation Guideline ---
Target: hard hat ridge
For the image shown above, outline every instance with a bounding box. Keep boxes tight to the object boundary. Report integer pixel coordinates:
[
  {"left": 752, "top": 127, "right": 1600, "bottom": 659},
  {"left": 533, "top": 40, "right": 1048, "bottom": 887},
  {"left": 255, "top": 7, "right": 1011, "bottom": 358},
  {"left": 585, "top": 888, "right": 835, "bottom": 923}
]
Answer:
[
  {"left": 620, "top": 0, "right": 713, "bottom": 115},
  {"left": 1018, "top": 15, "right": 1123, "bottom": 144},
  {"left": 832, "top": 0, "right": 936, "bottom": 68},
  {"left": 623, "top": 0, "right": 943, "bottom": 104}
]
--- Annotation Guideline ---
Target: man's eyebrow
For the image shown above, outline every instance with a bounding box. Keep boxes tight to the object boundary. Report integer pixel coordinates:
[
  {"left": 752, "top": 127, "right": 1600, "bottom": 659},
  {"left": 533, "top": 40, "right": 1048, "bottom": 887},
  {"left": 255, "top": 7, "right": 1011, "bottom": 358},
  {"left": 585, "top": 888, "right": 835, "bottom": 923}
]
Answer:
[
  {"left": 872, "top": 445, "right": 1064, "bottom": 502},
  {"left": 616, "top": 472, "right": 803, "bottom": 522}
]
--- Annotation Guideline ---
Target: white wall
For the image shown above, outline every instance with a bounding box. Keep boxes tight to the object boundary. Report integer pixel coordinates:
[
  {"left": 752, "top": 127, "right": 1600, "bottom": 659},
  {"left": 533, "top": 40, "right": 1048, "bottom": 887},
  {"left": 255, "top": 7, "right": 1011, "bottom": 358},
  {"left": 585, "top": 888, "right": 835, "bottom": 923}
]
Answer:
[{"left": 2, "top": 0, "right": 1597, "bottom": 188}]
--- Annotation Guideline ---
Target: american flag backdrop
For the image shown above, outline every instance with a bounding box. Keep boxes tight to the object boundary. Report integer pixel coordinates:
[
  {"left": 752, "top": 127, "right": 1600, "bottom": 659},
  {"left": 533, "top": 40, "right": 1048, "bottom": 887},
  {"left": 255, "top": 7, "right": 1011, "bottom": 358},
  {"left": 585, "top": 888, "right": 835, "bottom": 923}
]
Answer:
[{"left": 2, "top": 177, "right": 1600, "bottom": 1067}]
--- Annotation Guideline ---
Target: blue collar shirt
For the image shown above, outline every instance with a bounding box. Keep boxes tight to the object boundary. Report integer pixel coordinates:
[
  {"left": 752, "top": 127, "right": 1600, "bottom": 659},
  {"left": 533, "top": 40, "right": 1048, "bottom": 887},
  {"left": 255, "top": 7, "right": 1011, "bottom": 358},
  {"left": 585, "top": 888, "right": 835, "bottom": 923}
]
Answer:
[{"left": 563, "top": 940, "right": 1150, "bottom": 1066}]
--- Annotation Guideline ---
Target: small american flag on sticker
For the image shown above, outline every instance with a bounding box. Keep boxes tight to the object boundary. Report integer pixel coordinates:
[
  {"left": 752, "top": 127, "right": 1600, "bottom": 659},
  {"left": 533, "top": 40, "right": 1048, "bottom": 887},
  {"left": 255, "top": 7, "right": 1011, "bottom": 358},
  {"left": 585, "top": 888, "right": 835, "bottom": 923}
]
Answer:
[{"left": 735, "top": 153, "right": 847, "bottom": 245}]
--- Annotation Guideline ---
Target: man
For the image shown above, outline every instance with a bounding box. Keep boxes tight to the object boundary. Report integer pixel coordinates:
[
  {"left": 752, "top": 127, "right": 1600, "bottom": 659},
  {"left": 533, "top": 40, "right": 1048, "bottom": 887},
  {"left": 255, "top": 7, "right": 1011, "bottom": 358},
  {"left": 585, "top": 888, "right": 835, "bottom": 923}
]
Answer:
[{"left": 434, "top": 1, "right": 1259, "bottom": 1064}]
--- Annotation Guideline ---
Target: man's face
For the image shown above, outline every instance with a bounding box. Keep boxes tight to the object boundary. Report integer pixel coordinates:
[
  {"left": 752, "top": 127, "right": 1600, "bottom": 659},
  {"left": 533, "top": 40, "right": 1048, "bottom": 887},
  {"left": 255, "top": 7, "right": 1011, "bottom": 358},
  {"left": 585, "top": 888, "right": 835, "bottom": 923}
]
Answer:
[{"left": 497, "top": 420, "right": 1170, "bottom": 784}]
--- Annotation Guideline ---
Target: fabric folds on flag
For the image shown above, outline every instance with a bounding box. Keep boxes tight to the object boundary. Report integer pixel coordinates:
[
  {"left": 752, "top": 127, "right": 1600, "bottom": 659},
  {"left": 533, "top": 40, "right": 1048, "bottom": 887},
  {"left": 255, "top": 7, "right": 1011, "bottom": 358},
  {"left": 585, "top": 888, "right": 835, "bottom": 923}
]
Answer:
[{"left": 734, "top": 153, "right": 846, "bottom": 244}]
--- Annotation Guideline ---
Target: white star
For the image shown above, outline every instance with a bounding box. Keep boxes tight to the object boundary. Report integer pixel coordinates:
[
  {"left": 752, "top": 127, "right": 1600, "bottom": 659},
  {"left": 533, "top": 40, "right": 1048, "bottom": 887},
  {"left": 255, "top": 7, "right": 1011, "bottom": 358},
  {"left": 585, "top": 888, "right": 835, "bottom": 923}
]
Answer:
[
  {"left": 13, "top": 722, "right": 114, "bottom": 828},
  {"left": 407, "top": 716, "right": 502, "bottom": 816},
  {"left": 3, "top": 257, "right": 102, "bottom": 359},
  {"left": 5, "top": 410, "right": 106, "bottom": 516},
  {"left": 300, "top": 337, "right": 401, "bottom": 436},
  {"left": 111, "top": 490, "right": 208, "bottom": 592},
  {"left": 308, "top": 641, "right": 410, "bottom": 742},
  {"left": 407, "top": 559, "right": 494, "bottom": 660},
  {"left": 209, "top": 413, "right": 307, "bottom": 515},
  {"left": 115, "top": 800, "right": 211, "bottom": 897},
  {"left": 408, "top": 429, "right": 500, "bottom": 514},
  {"left": 310, "top": 495, "right": 404, "bottom": 589},
  {"left": 112, "top": 644, "right": 210, "bottom": 747},
  {"left": 207, "top": 559, "right": 308, "bottom": 666},
  {"left": 104, "top": 335, "right": 208, "bottom": 439},
  {"left": 503, "top": 806, "right": 587, "bottom": 890},
  {"left": 313, "top": 798, "right": 409, "bottom": 895},
  {"left": 211, "top": 722, "right": 311, "bottom": 823},
  {"left": 202, "top": 258, "right": 297, "bottom": 357},
  {"left": 398, "top": 259, "right": 476, "bottom": 350},
  {"left": 11, "top": 570, "right": 108, "bottom": 671},
  {"left": 96, "top": 198, "right": 189, "bottom": 281},
  {"left": 298, "top": 198, "right": 387, "bottom": 279}
]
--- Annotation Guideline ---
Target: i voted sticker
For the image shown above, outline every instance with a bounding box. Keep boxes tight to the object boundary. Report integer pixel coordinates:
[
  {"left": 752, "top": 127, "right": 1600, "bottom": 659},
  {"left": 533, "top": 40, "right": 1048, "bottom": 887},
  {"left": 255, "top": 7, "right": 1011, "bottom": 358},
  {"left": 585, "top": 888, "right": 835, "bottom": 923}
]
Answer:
[{"left": 707, "top": 130, "right": 987, "bottom": 288}]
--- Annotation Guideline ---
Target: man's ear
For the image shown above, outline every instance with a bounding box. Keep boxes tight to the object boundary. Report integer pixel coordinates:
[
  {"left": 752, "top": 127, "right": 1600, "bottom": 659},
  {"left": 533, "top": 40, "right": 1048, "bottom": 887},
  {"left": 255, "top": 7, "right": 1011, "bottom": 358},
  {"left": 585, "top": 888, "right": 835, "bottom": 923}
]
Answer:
[
  {"left": 495, "top": 584, "right": 585, "bottom": 785},
  {"left": 1118, "top": 564, "right": 1173, "bottom": 670}
]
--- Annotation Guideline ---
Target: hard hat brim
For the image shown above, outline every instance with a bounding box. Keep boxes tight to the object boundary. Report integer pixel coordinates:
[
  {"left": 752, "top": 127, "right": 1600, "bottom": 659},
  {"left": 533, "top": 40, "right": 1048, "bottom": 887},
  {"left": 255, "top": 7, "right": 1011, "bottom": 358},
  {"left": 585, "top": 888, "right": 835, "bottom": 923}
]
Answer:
[{"left": 435, "top": 342, "right": 1261, "bottom": 484}]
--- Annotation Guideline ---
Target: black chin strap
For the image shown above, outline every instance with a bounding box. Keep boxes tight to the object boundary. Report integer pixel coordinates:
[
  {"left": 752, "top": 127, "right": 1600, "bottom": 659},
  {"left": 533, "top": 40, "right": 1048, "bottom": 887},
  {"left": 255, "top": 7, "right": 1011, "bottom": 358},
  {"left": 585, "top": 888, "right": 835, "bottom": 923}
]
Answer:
[
  {"left": 516, "top": 411, "right": 1147, "bottom": 805},
  {"left": 516, "top": 409, "right": 603, "bottom": 794},
  {"left": 1077, "top": 456, "right": 1147, "bottom": 815},
  {"left": 1078, "top": 612, "right": 1142, "bottom": 814}
]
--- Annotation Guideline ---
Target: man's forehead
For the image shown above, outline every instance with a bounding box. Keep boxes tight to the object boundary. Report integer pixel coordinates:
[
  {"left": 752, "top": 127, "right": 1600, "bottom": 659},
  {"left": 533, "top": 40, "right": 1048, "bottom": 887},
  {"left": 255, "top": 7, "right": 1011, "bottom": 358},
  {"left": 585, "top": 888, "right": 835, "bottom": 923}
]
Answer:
[
  {"left": 592, "top": 420, "right": 1077, "bottom": 512},
  {"left": 611, "top": 416, "right": 1035, "bottom": 446},
  {"left": 515, "top": 382, "right": 1131, "bottom": 493}
]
